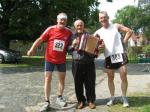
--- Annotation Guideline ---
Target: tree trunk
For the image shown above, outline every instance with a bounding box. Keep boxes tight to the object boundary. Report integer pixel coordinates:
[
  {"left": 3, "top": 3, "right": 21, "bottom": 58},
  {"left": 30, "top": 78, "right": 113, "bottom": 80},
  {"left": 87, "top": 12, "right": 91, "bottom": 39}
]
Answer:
[{"left": 0, "top": 33, "right": 10, "bottom": 48}]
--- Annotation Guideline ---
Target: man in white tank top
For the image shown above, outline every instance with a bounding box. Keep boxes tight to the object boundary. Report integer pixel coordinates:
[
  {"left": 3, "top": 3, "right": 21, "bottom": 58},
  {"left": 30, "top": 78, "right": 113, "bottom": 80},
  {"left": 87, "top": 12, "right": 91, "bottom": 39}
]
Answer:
[{"left": 94, "top": 11, "right": 133, "bottom": 107}]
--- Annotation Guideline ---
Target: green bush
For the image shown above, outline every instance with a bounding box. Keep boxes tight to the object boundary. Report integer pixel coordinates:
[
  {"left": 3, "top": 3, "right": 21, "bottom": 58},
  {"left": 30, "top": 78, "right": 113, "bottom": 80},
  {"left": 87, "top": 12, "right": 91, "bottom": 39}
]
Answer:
[
  {"left": 143, "top": 44, "right": 150, "bottom": 53},
  {"left": 128, "top": 46, "right": 143, "bottom": 63}
]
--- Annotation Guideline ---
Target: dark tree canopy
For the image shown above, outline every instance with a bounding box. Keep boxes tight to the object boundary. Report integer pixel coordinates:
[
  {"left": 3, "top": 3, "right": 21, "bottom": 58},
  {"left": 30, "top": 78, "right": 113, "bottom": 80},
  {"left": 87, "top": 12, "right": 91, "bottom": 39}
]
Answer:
[{"left": 0, "top": 0, "right": 99, "bottom": 48}]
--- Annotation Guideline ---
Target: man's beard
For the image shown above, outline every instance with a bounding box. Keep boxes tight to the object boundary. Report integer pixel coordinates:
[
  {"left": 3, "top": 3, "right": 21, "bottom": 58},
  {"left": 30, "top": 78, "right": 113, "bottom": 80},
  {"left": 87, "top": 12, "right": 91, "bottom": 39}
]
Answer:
[{"left": 77, "top": 30, "right": 83, "bottom": 34}]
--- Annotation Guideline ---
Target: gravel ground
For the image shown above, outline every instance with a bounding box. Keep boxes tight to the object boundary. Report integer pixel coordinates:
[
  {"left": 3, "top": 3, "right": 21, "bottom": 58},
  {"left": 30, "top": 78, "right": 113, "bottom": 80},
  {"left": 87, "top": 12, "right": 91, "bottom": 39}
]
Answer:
[{"left": 0, "top": 61, "right": 150, "bottom": 112}]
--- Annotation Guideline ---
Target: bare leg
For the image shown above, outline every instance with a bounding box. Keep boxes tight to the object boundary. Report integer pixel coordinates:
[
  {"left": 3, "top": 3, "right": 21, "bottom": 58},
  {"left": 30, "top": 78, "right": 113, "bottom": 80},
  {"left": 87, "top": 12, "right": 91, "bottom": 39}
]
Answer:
[
  {"left": 106, "top": 69, "right": 115, "bottom": 97},
  {"left": 44, "top": 71, "right": 52, "bottom": 101},
  {"left": 119, "top": 65, "right": 128, "bottom": 96},
  {"left": 56, "top": 72, "right": 67, "bottom": 107},
  {"left": 106, "top": 69, "right": 115, "bottom": 106},
  {"left": 119, "top": 65, "right": 129, "bottom": 107},
  {"left": 57, "top": 72, "right": 66, "bottom": 96}
]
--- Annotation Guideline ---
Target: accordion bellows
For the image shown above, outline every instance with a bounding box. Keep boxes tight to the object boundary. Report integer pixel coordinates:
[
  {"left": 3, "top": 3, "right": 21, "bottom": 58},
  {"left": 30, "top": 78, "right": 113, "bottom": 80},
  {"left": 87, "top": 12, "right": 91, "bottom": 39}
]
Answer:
[
  {"left": 85, "top": 35, "right": 99, "bottom": 54},
  {"left": 78, "top": 34, "right": 99, "bottom": 55}
]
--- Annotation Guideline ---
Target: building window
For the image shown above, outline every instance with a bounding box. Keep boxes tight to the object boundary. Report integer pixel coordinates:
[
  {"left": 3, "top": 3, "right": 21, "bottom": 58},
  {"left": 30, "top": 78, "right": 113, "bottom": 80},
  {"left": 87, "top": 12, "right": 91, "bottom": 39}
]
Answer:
[{"left": 107, "top": 0, "right": 112, "bottom": 2}]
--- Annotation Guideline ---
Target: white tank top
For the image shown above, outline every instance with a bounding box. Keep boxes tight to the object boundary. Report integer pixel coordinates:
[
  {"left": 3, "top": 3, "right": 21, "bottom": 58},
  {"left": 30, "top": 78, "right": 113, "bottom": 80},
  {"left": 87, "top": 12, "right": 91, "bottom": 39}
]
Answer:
[{"left": 94, "top": 24, "right": 124, "bottom": 58}]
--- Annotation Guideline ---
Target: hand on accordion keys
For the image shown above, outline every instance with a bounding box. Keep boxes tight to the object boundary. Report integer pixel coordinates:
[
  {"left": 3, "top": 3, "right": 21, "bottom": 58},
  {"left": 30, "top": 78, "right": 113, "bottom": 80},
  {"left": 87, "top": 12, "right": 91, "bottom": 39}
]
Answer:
[{"left": 72, "top": 38, "right": 79, "bottom": 49}]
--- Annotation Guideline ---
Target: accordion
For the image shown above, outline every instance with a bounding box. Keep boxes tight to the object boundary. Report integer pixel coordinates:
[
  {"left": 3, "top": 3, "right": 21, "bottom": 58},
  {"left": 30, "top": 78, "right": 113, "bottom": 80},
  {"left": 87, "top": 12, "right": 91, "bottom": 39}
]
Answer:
[{"left": 78, "top": 34, "right": 101, "bottom": 56}]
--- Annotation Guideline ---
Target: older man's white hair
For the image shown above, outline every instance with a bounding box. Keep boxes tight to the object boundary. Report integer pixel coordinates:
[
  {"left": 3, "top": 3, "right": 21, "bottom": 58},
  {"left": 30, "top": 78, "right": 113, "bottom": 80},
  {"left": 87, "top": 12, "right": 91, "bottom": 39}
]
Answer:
[{"left": 74, "top": 19, "right": 84, "bottom": 27}]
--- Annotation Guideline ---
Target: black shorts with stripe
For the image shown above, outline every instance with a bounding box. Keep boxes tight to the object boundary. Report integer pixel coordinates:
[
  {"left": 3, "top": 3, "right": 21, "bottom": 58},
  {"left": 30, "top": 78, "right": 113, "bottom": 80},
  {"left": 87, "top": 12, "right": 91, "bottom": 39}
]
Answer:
[{"left": 104, "top": 53, "right": 128, "bottom": 69}]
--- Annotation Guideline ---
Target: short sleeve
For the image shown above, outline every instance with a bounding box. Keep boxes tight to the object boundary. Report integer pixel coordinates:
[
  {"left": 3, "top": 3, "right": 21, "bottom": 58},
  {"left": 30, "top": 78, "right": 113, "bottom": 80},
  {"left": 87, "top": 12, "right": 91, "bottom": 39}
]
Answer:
[{"left": 39, "top": 27, "right": 51, "bottom": 41}]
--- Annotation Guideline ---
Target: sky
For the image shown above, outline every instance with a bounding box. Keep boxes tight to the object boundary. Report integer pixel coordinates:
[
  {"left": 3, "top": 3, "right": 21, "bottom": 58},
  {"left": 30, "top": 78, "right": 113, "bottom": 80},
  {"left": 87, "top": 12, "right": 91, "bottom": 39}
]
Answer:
[{"left": 98, "top": 0, "right": 138, "bottom": 20}]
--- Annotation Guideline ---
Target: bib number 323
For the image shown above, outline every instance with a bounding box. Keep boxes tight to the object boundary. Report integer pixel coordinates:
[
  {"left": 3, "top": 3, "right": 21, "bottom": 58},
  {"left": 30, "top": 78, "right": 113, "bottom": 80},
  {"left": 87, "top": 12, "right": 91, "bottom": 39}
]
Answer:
[
  {"left": 110, "top": 53, "right": 123, "bottom": 63},
  {"left": 53, "top": 39, "right": 65, "bottom": 52}
]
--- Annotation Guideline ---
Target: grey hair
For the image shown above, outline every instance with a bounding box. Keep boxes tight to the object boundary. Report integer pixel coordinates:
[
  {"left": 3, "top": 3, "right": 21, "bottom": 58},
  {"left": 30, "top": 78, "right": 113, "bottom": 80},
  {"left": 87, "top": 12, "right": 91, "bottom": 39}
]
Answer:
[
  {"left": 99, "top": 11, "right": 109, "bottom": 17},
  {"left": 57, "top": 12, "right": 67, "bottom": 19}
]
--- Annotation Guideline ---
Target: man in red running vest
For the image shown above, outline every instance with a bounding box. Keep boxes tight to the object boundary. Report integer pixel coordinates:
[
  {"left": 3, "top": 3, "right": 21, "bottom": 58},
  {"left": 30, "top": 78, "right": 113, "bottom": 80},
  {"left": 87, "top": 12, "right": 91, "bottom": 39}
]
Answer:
[{"left": 27, "top": 12, "right": 72, "bottom": 111}]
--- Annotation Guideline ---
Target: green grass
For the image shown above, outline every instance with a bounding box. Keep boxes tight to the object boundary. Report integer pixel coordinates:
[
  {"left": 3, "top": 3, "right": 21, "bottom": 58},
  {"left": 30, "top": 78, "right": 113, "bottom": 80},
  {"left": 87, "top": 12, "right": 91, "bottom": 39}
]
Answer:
[
  {"left": 107, "top": 96, "right": 150, "bottom": 112},
  {"left": 107, "top": 83, "right": 150, "bottom": 112},
  {"left": 0, "top": 56, "right": 44, "bottom": 68},
  {"left": 0, "top": 55, "right": 72, "bottom": 68}
]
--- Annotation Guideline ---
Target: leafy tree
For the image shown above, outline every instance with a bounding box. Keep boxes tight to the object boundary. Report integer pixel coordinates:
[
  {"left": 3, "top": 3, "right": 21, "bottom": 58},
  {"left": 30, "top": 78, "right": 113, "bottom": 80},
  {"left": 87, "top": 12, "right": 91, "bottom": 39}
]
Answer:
[
  {"left": 141, "top": 3, "right": 150, "bottom": 40},
  {"left": 87, "top": 8, "right": 100, "bottom": 33},
  {"left": 113, "top": 6, "right": 143, "bottom": 34},
  {"left": 113, "top": 5, "right": 150, "bottom": 40},
  {"left": 0, "top": 0, "right": 44, "bottom": 48},
  {"left": 0, "top": 0, "right": 99, "bottom": 48}
]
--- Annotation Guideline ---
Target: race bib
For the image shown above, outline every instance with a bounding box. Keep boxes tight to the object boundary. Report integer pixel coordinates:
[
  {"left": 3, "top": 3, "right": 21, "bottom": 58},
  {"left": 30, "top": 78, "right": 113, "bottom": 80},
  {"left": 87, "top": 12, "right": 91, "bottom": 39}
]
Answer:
[
  {"left": 53, "top": 39, "right": 65, "bottom": 52},
  {"left": 110, "top": 53, "right": 123, "bottom": 63}
]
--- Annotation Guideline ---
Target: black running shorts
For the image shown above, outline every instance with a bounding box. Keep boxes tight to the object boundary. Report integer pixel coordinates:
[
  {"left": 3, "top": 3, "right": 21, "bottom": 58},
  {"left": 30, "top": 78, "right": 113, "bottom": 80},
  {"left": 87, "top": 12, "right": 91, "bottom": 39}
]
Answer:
[{"left": 104, "top": 53, "right": 128, "bottom": 69}]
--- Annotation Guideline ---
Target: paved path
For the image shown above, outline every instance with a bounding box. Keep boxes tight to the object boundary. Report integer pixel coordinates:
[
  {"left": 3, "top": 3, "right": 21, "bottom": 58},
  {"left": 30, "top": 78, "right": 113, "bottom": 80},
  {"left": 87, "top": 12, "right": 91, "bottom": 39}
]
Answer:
[
  {"left": 76, "top": 64, "right": 150, "bottom": 112},
  {"left": 0, "top": 62, "right": 150, "bottom": 112}
]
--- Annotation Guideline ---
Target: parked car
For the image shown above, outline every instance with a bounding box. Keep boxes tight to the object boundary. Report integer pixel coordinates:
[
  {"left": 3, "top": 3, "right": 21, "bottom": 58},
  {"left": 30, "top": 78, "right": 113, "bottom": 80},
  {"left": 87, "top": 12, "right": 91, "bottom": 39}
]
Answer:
[{"left": 0, "top": 47, "right": 22, "bottom": 63}]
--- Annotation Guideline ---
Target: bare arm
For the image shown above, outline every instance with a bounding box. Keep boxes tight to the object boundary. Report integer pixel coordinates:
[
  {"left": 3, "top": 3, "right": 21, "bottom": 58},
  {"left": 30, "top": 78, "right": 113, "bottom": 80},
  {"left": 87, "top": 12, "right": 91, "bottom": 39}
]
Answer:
[
  {"left": 116, "top": 23, "right": 133, "bottom": 43},
  {"left": 27, "top": 38, "right": 43, "bottom": 56}
]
